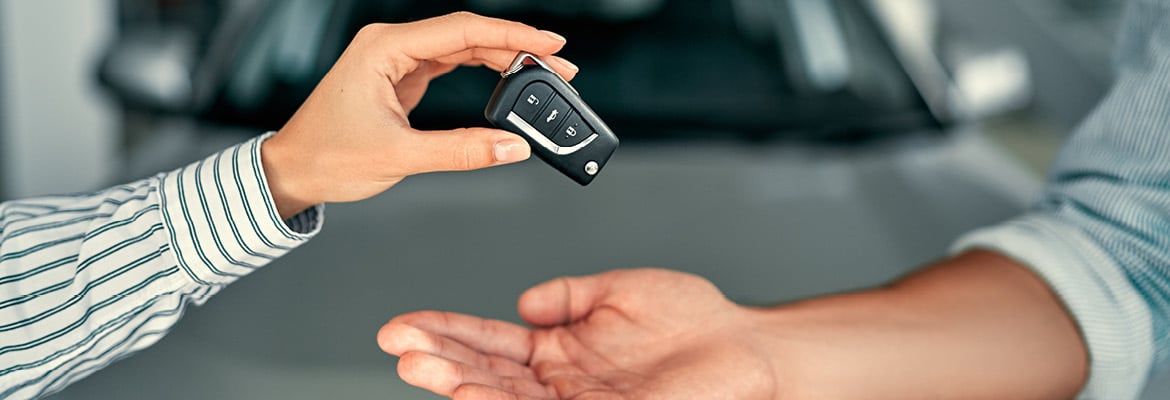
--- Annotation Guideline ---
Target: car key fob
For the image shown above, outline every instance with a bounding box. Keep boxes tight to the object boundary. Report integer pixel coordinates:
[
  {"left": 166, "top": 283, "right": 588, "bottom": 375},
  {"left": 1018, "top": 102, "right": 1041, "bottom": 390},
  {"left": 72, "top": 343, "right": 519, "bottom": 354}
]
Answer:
[{"left": 485, "top": 52, "right": 619, "bottom": 185}]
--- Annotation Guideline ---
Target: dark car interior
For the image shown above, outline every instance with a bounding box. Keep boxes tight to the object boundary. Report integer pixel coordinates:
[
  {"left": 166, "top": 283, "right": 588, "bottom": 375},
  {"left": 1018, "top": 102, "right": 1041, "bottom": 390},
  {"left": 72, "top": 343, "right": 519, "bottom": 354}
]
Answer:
[{"left": 102, "top": 0, "right": 938, "bottom": 143}]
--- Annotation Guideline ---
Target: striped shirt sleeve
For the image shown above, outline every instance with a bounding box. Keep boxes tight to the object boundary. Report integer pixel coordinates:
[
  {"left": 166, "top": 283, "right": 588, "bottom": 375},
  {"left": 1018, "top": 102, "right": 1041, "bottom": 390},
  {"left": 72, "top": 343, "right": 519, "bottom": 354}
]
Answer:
[
  {"left": 952, "top": 0, "right": 1170, "bottom": 398},
  {"left": 0, "top": 132, "right": 322, "bottom": 399}
]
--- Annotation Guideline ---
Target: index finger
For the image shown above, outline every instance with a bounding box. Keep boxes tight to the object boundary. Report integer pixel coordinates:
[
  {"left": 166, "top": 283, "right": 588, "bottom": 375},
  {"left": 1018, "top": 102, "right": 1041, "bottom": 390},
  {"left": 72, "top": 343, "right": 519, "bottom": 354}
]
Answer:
[
  {"left": 433, "top": 49, "right": 580, "bottom": 80},
  {"left": 391, "top": 12, "right": 566, "bottom": 61},
  {"left": 380, "top": 310, "right": 535, "bottom": 364}
]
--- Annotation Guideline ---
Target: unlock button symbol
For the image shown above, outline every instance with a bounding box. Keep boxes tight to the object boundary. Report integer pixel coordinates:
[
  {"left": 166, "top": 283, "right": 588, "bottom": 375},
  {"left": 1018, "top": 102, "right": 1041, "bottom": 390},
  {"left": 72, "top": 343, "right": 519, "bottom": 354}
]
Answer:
[{"left": 552, "top": 111, "right": 586, "bottom": 147}]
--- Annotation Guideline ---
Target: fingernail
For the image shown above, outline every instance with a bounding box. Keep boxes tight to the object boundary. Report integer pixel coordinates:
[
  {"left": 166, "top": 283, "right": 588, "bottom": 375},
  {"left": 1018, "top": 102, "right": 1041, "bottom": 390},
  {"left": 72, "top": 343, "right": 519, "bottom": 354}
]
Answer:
[
  {"left": 555, "top": 57, "right": 579, "bottom": 73},
  {"left": 494, "top": 140, "right": 530, "bottom": 162},
  {"left": 541, "top": 30, "right": 566, "bottom": 43}
]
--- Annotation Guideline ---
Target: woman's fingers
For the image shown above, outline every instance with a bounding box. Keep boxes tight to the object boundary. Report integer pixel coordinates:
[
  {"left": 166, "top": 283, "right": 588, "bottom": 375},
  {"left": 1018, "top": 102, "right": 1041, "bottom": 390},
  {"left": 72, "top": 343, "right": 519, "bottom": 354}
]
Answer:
[
  {"left": 379, "top": 12, "right": 565, "bottom": 62},
  {"left": 432, "top": 49, "right": 579, "bottom": 80},
  {"left": 397, "top": 127, "right": 531, "bottom": 173}
]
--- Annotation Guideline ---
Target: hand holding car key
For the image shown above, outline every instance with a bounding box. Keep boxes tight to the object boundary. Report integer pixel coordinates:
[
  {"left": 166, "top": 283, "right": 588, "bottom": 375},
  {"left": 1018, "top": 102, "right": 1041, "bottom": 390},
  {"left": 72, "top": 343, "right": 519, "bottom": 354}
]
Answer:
[{"left": 485, "top": 52, "right": 619, "bottom": 185}]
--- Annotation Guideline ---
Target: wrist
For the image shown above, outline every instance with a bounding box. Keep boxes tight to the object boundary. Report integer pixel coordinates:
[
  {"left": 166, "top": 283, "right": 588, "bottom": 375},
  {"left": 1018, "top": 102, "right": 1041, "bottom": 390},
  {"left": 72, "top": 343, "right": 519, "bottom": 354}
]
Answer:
[
  {"left": 261, "top": 132, "right": 320, "bottom": 219},
  {"left": 743, "top": 291, "right": 902, "bottom": 400}
]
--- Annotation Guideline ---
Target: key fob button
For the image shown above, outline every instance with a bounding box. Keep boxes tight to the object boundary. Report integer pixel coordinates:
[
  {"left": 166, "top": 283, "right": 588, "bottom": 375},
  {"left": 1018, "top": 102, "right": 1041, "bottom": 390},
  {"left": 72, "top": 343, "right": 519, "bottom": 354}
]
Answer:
[
  {"left": 512, "top": 82, "right": 555, "bottom": 123},
  {"left": 532, "top": 94, "right": 571, "bottom": 137},
  {"left": 553, "top": 111, "right": 590, "bottom": 147},
  {"left": 484, "top": 52, "right": 619, "bottom": 185}
]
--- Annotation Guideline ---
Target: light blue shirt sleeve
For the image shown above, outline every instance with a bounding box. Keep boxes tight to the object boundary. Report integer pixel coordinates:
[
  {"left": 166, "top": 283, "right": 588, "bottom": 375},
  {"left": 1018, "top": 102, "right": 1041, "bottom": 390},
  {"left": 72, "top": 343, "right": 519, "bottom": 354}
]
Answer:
[
  {"left": 0, "top": 133, "right": 322, "bottom": 399},
  {"left": 952, "top": 0, "right": 1170, "bottom": 398}
]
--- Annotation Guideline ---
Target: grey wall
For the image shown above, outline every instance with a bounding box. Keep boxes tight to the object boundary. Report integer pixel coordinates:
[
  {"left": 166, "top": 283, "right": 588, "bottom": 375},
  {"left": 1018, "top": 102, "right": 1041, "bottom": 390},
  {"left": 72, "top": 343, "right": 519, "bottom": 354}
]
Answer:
[
  {"left": 0, "top": 1, "right": 118, "bottom": 199},
  {"left": 0, "top": 3, "right": 6, "bottom": 201}
]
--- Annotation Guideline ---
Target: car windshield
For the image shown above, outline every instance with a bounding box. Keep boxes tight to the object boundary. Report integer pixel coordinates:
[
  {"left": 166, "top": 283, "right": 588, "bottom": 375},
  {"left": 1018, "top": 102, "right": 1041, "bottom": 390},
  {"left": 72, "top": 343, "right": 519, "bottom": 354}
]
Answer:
[
  {"left": 388, "top": 0, "right": 937, "bottom": 140},
  {"left": 183, "top": 0, "right": 937, "bottom": 141}
]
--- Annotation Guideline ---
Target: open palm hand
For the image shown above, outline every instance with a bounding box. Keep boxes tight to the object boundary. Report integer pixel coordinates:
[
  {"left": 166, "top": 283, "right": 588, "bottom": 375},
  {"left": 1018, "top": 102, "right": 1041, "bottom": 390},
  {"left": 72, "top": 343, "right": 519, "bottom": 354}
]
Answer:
[{"left": 378, "top": 269, "right": 777, "bottom": 399}]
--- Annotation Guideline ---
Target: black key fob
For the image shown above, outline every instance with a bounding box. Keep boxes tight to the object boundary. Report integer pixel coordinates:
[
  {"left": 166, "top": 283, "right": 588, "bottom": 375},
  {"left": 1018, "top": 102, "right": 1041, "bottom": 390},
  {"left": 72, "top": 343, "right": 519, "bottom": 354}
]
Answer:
[{"left": 485, "top": 52, "right": 619, "bottom": 185}]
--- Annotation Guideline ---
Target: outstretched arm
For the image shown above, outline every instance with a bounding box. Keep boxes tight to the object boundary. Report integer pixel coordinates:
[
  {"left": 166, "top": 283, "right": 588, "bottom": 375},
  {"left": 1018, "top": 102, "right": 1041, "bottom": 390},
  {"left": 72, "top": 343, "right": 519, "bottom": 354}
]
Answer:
[
  {"left": 0, "top": 136, "right": 318, "bottom": 399},
  {"left": 0, "top": 12, "right": 574, "bottom": 399},
  {"left": 752, "top": 250, "right": 1086, "bottom": 399},
  {"left": 379, "top": 252, "right": 1086, "bottom": 399}
]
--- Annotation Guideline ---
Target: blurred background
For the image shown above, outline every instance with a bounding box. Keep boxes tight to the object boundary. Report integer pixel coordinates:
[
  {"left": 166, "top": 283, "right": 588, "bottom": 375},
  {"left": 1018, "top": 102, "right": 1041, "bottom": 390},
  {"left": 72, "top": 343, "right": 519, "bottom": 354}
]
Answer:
[{"left": 0, "top": 0, "right": 1159, "bottom": 398}]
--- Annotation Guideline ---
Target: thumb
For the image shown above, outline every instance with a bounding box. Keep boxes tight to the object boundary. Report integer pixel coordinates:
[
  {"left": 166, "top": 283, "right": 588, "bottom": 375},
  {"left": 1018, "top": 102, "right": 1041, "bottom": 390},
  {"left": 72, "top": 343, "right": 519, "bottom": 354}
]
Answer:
[
  {"left": 406, "top": 127, "right": 531, "bottom": 173},
  {"left": 518, "top": 271, "right": 621, "bottom": 327}
]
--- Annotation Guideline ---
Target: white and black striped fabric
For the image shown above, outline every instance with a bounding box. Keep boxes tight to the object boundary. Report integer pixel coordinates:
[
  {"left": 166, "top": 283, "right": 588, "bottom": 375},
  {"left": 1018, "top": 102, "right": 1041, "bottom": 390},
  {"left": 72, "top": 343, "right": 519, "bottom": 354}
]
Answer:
[{"left": 0, "top": 133, "right": 321, "bottom": 399}]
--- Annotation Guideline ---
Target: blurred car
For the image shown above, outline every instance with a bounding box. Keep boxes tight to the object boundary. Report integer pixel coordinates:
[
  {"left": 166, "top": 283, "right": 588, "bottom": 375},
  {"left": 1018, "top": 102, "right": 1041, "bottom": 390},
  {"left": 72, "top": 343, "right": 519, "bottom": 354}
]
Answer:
[
  {"left": 99, "top": 0, "right": 1033, "bottom": 140},
  {"left": 55, "top": 0, "right": 1052, "bottom": 399}
]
